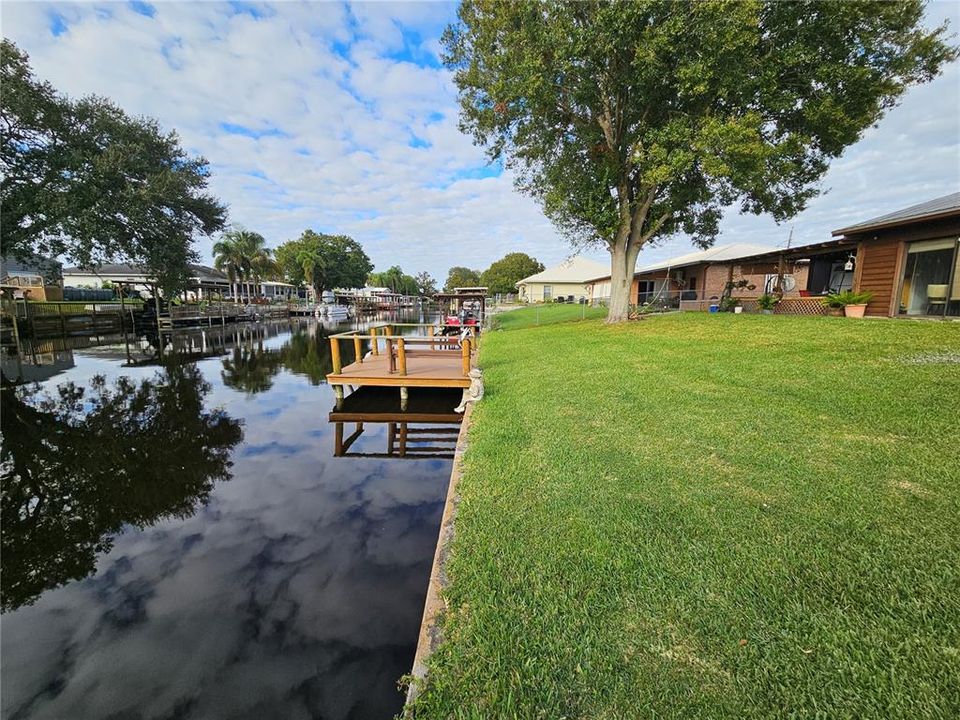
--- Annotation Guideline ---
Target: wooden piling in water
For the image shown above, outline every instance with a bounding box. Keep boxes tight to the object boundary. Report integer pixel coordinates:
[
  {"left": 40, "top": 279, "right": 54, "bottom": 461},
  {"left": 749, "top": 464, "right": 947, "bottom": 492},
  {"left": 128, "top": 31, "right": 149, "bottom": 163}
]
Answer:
[{"left": 330, "top": 336, "right": 342, "bottom": 374}]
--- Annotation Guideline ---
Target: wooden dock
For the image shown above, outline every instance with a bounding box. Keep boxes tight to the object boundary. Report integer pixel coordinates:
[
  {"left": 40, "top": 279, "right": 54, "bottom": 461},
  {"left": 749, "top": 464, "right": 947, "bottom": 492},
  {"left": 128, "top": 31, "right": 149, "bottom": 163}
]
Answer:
[
  {"left": 326, "top": 324, "right": 478, "bottom": 407},
  {"left": 328, "top": 386, "right": 463, "bottom": 459}
]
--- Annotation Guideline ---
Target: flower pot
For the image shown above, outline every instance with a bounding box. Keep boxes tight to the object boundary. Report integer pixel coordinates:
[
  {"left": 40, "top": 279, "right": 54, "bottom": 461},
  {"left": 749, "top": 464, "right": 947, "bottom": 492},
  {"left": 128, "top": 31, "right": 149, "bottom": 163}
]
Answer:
[
  {"left": 734, "top": 306, "right": 743, "bottom": 314},
  {"left": 760, "top": 309, "right": 773, "bottom": 315},
  {"left": 826, "top": 307, "right": 843, "bottom": 317},
  {"left": 844, "top": 304, "right": 868, "bottom": 318}
]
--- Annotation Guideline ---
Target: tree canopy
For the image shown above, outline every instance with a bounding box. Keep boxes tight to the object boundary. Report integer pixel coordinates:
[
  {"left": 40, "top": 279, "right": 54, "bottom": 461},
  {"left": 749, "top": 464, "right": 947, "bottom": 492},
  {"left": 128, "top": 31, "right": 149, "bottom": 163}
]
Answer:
[
  {"left": 444, "top": 266, "right": 482, "bottom": 292},
  {"left": 416, "top": 271, "right": 438, "bottom": 296},
  {"left": 0, "top": 40, "right": 227, "bottom": 295},
  {"left": 274, "top": 230, "right": 372, "bottom": 297},
  {"left": 481, "top": 252, "right": 544, "bottom": 294},
  {"left": 443, "top": 0, "right": 956, "bottom": 321},
  {"left": 368, "top": 265, "right": 419, "bottom": 295}
]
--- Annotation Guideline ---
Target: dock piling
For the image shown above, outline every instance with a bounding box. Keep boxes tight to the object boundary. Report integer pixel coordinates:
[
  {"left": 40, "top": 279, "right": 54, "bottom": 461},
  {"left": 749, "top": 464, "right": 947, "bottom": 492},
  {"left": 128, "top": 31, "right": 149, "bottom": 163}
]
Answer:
[
  {"left": 331, "top": 336, "right": 342, "bottom": 374},
  {"left": 397, "top": 338, "right": 407, "bottom": 376},
  {"left": 461, "top": 338, "right": 471, "bottom": 375}
]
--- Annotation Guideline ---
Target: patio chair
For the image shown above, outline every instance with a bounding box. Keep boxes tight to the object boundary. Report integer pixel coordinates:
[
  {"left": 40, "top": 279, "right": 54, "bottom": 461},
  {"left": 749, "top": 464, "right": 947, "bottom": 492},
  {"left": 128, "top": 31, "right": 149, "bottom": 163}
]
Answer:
[{"left": 927, "top": 284, "right": 948, "bottom": 314}]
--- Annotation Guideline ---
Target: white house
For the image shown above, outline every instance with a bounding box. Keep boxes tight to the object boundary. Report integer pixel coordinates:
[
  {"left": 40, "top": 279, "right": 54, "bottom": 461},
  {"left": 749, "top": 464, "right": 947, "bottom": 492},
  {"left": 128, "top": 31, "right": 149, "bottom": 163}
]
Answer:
[
  {"left": 62, "top": 263, "right": 232, "bottom": 299},
  {"left": 515, "top": 256, "right": 609, "bottom": 303}
]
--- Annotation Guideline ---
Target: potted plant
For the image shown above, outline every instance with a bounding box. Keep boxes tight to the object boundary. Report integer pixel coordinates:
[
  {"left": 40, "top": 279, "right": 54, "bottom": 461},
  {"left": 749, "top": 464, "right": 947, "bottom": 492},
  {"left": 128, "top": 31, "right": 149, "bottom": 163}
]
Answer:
[
  {"left": 822, "top": 290, "right": 874, "bottom": 318},
  {"left": 756, "top": 293, "right": 778, "bottom": 315},
  {"left": 822, "top": 293, "right": 845, "bottom": 317}
]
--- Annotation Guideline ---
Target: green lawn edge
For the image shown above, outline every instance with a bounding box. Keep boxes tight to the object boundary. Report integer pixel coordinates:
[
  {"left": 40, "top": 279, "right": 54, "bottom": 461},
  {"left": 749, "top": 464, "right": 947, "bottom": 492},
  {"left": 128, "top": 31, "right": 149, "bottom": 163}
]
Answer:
[{"left": 408, "top": 313, "right": 960, "bottom": 719}]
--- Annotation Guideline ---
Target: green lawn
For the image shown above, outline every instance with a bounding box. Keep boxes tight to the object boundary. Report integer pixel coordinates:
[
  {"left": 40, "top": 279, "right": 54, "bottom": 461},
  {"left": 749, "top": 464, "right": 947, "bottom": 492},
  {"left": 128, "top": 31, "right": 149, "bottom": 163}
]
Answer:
[
  {"left": 410, "top": 313, "right": 960, "bottom": 719},
  {"left": 490, "top": 302, "right": 607, "bottom": 331}
]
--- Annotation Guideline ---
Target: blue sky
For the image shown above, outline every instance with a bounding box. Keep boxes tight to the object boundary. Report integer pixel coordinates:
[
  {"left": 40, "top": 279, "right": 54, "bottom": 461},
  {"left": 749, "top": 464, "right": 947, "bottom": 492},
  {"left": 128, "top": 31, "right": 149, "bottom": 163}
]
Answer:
[{"left": 3, "top": 1, "right": 958, "bottom": 280}]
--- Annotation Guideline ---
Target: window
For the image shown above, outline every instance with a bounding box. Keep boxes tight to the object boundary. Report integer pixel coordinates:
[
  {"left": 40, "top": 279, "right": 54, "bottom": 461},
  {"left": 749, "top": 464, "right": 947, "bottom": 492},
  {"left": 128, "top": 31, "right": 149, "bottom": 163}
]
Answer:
[
  {"left": 900, "top": 238, "right": 959, "bottom": 316},
  {"left": 542, "top": 285, "right": 553, "bottom": 300},
  {"left": 637, "top": 280, "right": 655, "bottom": 303}
]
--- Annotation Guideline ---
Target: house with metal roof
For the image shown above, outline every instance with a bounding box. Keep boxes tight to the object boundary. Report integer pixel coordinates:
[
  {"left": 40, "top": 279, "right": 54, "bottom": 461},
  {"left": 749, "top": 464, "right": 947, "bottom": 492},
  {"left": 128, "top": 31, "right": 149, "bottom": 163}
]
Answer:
[
  {"left": 585, "top": 192, "right": 960, "bottom": 317},
  {"left": 587, "top": 243, "right": 797, "bottom": 310},
  {"left": 831, "top": 192, "right": 960, "bottom": 317},
  {"left": 516, "top": 256, "right": 609, "bottom": 303},
  {"left": 706, "top": 192, "right": 960, "bottom": 317}
]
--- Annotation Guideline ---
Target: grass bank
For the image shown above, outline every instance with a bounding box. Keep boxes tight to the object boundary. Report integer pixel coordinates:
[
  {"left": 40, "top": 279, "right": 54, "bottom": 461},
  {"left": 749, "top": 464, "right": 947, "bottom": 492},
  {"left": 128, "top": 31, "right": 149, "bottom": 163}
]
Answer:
[
  {"left": 410, "top": 314, "right": 960, "bottom": 718},
  {"left": 490, "top": 302, "right": 607, "bottom": 331}
]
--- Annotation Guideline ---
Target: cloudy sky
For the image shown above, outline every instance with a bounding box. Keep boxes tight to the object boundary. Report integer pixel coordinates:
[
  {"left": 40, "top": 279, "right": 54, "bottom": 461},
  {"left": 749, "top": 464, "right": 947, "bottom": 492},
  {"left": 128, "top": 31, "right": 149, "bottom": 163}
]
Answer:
[{"left": 4, "top": 1, "right": 958, "bottom": 280}]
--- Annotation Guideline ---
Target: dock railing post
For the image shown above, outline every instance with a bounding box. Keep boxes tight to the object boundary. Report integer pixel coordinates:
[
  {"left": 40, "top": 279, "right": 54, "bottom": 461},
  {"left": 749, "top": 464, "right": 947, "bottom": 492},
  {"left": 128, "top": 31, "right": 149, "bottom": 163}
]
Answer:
[
  {"left": 461, "top": 338, "right": 471, "bottom": 376},
  {"left": 397, "top": 338, "right": 407, "bottom": 376},
  {"left": 330, "top": 336, "right": 342, "bottom": 374},
  {"left": 354, "top": 335, "right": 362, "bottom": 364},
  {"left": 370, "top": 327, "right": 378, "bottom": 355}
]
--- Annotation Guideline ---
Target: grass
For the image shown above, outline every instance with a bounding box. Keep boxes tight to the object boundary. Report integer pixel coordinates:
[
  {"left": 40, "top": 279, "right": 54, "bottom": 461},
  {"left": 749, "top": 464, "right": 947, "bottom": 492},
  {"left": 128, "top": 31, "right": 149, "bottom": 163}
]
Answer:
[
  {"left": 409, "top": 313, "right": 960, "bottom": 719},
  {"left": 490, "top": 302, "right": 607, "bottom": 331}
]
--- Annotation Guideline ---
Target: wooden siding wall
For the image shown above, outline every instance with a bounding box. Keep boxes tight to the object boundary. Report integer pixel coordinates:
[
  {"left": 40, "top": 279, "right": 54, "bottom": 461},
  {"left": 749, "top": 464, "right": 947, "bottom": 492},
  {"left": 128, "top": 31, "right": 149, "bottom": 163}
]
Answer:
[
  {"left": 854, "top": 237, "right": 902, "bottom": 316},
  {"left": 848, "top": 215, "right": 960, "bottom": 317}
]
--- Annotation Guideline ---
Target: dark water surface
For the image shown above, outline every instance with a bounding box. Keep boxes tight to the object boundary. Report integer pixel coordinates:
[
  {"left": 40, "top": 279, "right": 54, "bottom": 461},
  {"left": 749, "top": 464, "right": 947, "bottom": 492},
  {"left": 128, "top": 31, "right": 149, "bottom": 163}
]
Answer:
[{"left": 1, "top": 317, "right": 457, "bottom": 720}]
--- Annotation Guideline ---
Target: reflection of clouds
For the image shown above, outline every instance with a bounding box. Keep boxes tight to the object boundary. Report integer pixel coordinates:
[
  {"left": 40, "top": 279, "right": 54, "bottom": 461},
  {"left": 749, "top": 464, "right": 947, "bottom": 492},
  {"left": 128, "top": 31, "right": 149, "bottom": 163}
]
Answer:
[{"left": 2, "top": 353, "right": 451, "bottom": 719}]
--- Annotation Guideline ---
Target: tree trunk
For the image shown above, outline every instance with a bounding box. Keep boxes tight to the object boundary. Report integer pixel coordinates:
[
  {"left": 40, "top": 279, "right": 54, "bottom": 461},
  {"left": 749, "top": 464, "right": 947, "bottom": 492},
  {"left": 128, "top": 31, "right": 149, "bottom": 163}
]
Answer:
[
  {"left": 605, "top": 186, "right": 661, "bottom": 323},
  {"left": 607, "top": 243, "right": 634, "bottom": 323}
]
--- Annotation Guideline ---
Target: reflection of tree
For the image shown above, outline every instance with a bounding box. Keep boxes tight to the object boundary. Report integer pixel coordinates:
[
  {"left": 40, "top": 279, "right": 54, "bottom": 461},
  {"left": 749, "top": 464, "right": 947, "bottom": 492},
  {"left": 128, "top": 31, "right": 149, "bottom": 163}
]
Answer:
[
  {"left": 220, "top": 341, "right": 285, "bottom": 394},
  {"left": 278, "top": 328, "right": 333, "bottom": 385},
  {"left": 0, "top": 364, "right": 243, "bottom": 612},
  {"left": 218, "top": 325, "right": 337, "bottom": 391}
]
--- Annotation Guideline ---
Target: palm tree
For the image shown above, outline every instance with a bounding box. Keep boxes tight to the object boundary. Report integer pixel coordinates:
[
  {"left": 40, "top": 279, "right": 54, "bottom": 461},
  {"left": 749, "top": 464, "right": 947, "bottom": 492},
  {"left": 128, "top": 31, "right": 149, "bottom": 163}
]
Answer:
[
  {"left": 296, "top": 247, "right": 326, "bottom": 301},
  {"left": 213, "top": 231, "right": 246, "bottom": 301},
  {"left": 250, "top": 248, "right": 280, "bottom": 298},
  {"left": 214, "top": 228, "right": 269, "bottom": 301}
]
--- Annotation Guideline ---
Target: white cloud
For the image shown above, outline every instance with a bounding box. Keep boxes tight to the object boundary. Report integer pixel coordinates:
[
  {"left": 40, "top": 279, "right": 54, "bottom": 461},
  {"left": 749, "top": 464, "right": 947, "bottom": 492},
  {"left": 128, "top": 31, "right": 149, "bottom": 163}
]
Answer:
[{"left": 3, "top": 0, "right": 957, "bottom": 279}]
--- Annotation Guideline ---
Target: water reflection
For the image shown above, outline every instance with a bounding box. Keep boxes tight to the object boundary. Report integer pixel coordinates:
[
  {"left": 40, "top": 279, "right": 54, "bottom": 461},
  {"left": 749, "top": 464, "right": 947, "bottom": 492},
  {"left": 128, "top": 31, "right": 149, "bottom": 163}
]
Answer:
[
  {"left": 330, "top": 387, "right": 463, "bottom": 460},
  {"left": 1, "top": 364, "right": 244, "bottom": 612},
  {"left": 0, "top": 318, "right": 452, "bottom": 720}
]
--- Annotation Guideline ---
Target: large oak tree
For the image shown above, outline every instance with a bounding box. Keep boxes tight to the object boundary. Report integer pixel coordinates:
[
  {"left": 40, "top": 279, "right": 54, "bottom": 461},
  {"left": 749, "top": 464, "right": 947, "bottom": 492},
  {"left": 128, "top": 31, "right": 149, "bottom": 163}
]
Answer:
[
  {"left": 481, "top": 252, "right": 544, "bottom": 294},
  {"left": 274, "top": 230, "right": 373, "bottom": 298},
  {"left": 1, "top": 40, "right": 226, "bottom": 295},
  {"left": 443, "top": 265, "right": 482, "bottom": 292},
  {"left": 443, "top": 1, "right": 956, "bottom": 321}
]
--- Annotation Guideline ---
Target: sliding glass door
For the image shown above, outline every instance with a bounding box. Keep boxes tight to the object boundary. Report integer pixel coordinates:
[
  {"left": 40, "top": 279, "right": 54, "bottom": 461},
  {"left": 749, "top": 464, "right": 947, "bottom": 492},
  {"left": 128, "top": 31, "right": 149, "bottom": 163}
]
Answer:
[{"left": 899, "top": 238, "right": 960, "bottom": 317}]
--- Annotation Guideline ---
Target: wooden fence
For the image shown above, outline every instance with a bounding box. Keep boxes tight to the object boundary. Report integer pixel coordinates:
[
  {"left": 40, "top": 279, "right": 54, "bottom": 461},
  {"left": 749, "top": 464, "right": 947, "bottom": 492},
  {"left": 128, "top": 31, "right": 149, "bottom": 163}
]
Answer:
[{"left": 739, "top": 296, "right": 828, "bottom": 316}]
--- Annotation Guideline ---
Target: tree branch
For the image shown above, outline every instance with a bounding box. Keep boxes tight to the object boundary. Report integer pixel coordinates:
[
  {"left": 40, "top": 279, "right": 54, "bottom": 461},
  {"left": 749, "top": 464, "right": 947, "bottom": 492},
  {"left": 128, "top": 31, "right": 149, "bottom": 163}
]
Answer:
[{"left": 638, "top": 211, "right": 672, "bottom": 245}]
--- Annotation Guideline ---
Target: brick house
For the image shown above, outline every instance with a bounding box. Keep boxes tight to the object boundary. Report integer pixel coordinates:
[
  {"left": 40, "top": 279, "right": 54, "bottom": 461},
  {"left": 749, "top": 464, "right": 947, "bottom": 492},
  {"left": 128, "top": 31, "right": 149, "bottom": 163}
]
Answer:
[
  {"left": 729, "top": 192, "right": 960, "bottom": 317},
  {"left": 588, "top": 192, "right": 960, "bottom": 317},
  {"left": 588, "top": 243, "right": 809, "bottom": 309}
]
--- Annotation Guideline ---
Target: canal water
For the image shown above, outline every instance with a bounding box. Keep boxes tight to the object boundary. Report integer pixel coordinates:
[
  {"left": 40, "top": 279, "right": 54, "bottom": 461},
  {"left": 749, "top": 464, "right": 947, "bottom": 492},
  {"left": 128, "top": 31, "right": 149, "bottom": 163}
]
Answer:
[{"left": 0, "top": 316, "right": 459, "bottom": 720}]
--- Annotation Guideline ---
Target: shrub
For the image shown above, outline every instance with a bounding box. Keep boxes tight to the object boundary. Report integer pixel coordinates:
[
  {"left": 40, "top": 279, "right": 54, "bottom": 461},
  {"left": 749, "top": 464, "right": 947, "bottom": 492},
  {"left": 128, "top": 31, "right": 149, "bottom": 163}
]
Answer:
[
  {"left": 822, "top": 290, "right": 874, "bottom": 307},
  {"left": 756, "top": 293, "right": 779, "bottom": 310}
]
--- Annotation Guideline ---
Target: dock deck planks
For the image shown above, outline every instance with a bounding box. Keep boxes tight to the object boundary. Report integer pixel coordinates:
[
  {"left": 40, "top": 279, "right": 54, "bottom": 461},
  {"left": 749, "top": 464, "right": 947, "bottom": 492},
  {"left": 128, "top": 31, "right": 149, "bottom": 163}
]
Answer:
[{"left": 327, "top": 352, "right": 471, "bottom": 388}]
